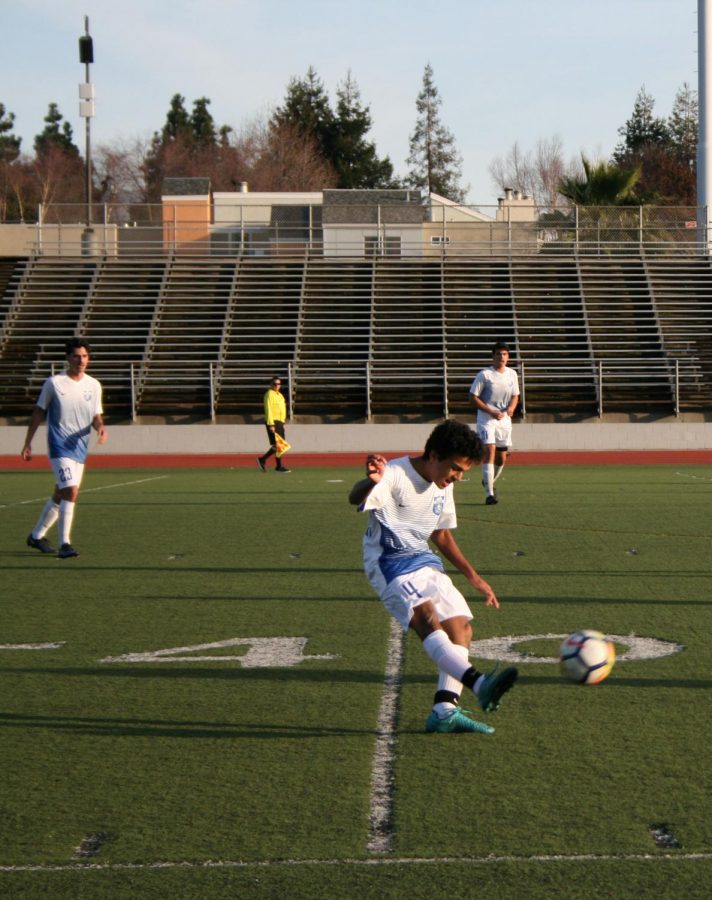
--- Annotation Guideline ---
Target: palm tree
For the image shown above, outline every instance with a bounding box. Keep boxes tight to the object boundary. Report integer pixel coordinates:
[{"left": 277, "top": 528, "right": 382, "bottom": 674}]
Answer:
[
  {"left": 556, "top": 156, "right": 644, "bottom": 254},
  {"left": 558, "top": 155, "right": 641, "bottom": 205}
]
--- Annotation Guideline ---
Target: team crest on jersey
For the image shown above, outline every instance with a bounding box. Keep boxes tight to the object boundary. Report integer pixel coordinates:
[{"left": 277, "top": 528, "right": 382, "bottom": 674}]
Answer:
[
  {"left": 433, "top": 495, "right": 445, "bottom": 515},
  {"left": 83, "top": 390, "right": 93, "bottom": 402}
]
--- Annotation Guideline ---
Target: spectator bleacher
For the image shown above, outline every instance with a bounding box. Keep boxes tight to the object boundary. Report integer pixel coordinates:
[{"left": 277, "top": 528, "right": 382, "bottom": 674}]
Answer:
[{"left": 1, "top": 252, "right": 711, "bottom": 421}]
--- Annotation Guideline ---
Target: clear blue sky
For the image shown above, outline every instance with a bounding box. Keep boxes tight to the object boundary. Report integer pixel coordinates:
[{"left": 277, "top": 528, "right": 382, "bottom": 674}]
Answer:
[{"left": 1, "top": 0, "right": 699, "bottom": 206}]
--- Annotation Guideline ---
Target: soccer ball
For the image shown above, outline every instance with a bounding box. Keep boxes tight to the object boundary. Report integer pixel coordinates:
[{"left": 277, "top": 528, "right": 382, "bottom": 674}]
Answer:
[{"left": 559, "top": 630, "right": 615, "bottom": 685}]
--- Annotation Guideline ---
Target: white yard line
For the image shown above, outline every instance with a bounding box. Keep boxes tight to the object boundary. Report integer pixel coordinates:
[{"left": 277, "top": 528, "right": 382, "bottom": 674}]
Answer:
[
  {"left": 367, "top": 617, "right": 405, "bottom": 855},
  {"left": 0, "top": 475, "right": 170, "bottom": 510},
  {"left": 2, "top": 853, "right": 711, "bottom": 873}
]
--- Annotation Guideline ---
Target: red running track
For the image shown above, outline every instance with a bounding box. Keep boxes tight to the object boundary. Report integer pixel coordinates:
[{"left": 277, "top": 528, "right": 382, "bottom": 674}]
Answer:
[{"left": 2, "top": 450, "right": 712, "bottom": 469}]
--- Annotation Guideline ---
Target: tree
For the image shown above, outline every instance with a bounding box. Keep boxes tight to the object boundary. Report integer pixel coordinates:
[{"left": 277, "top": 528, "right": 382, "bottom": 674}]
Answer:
[
  {"left": 144, "top": 94, "right": 228, "bottom": 200},
  {"left": 0, "top": 103, "right": 21, "bottom": 163},
  {"left": 489, "top": 136, "right": 574, "bottom": 208},
  {"left": 613, "top": 86, "right": 670, "bottom": 163},
  {"left": 271, "top": 67, "right": 336, "bottom": 166},
  {"left": 190, "top": 97, "right": 218, "bottom": 148},
  {"left": 558, "top": 155, "right": 641, "bottom": 205},
  {"left": 247, "top": 120, "right": 337, "bottom": 191},
  {"left": 406, "top": 64, "right": 465, "bottom": 202},
  {"left": 612, "top": 84, "right": 695, "bottom": 203},
  {"left": 33, "top": 103, "right": 80, "bottom": 157},
  {"left": 333, "top": 72, "right": 395, "bottom": 188},
  {"left": 668, "top": 82, "right": 697, "bottom": 168},
  {"left": 0, "top": 103, "right": 23, "bottom": 222},
  {"left": 161, "top": 93, "right": 191, "bottom": 143}
]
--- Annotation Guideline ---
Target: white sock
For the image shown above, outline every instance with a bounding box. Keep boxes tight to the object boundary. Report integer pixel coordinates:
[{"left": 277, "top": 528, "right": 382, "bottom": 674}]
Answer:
[
  {"left": 493, "top": 464, "right": 504, "bottom": 483},
  {"left": 58, "top": 500, "right": 76, "bottom": 546},
  {"left": 423, "top": 630, "right": 469, "bottom": 682},
  {"left": 436, "top": 643, "right": 469, "bottom": 696},
  {"left": 482, "top": 463, "right": 494, "bottom": 496},
  {"left": 33, "top": 500, "right": 60, "bottom": 538}
]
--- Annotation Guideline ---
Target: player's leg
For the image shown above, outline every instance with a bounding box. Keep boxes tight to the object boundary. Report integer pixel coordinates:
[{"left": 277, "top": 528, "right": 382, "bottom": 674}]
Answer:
[
  {"left": 482, "top": 442, "right": 497, "bottom": 504},
  {"left": 27, "top": 492, "right": 60, "bottom": 553},
  {"left": 493, "top": 446, "right": 508, "bottom": 484},
  {"left": 50, "top": 459, "right": 82, "bottom": 558},
  {"left": 492, "top": 420, "right": 513, "bottom": 493}
]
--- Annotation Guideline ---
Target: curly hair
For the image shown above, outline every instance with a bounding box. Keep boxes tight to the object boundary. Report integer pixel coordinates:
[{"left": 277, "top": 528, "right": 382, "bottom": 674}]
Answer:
[{"left": 423, "top": 419, "right": 484, "bottom": 463}]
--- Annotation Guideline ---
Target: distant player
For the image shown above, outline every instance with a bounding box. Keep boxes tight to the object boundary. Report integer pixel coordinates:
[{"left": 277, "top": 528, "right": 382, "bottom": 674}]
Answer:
[
  {"left": 21, "top": 338, "right": 107, "bottom": 558},
  {"left": 349, "top": 420, "right": 517, "bottom": 734},
  {"left": 470, "top": 340, "right": 520, "bottom": 505}
]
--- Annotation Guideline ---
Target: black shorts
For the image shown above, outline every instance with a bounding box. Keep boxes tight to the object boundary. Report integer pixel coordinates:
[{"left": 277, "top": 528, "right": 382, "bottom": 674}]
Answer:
[{"left": 266, "top": 421, "right": 285, "bottom": 448}]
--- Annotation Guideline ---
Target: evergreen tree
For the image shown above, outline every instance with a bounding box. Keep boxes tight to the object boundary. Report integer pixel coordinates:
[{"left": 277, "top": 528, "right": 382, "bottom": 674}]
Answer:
[
  {"left": 612, "top": 85, "right": 695, "bottom": 203},
  {"left": 612, "top": 86, "right": 670, "bottom": 163},
  {"left": 191, "top": 97, "right": 217, "bottom": 148},
  {"left": 34, "top": 103, "right": 79, "bottom": 157},
  {"left": 0, "top": 103, "right": 21, "bottom": 162},
  {"left": 333, "top": 72, "right": 395, "bottom": 188},
  {"left": 406, "top": 64, "right": 465, "bottom": 202},
  {"left": 668, "top": 82, "right": 697, "bottom": 168},
  {"left": 271, "top": 67, "right": 336, "bottom": 168},
  {"left": 161, "top": 94, "right": 191, "bottom": 143}
]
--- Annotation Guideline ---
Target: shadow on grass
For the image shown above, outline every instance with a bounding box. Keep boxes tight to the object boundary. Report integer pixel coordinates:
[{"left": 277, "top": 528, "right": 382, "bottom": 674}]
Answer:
[
  {"left": 0, "top": 665, "right": 386, "bottom": 683},
  {"left": 0, "top": 711, "right": 370, "bottom": 738}
]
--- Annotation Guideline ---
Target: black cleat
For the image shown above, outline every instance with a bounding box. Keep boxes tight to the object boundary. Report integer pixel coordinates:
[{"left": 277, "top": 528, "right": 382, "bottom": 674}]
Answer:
[
  {"left": 58, "top": 543, "right": 79, "bottom": 559},
  {"left": 485, "top": 495, "right": 498, "bottom": 505},
  {"left": 256, "top": 457, "right": 266, "bottom": 472},
  {"left": 27, "top": 533, "right": 55, "bottom": 554},
  {"left": 276, "top": 467, "right": 291, "bottom": 473}
]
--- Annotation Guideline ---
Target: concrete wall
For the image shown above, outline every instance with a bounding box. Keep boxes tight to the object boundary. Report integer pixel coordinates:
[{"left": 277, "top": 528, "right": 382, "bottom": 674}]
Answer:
[{"left": 2, "top": 421, "right": 710, "bottom": 455}]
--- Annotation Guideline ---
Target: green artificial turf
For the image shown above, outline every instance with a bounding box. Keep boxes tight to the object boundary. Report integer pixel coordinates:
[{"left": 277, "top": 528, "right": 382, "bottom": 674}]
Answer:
[{"left": 1, "top": 463, "right": 710, "bottom": 897}]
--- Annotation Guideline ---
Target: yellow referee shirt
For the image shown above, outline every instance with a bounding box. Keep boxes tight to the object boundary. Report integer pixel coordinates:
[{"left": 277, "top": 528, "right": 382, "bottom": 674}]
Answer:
[{"left": 263, "top": 388, "right": 286, "bottom": 425}]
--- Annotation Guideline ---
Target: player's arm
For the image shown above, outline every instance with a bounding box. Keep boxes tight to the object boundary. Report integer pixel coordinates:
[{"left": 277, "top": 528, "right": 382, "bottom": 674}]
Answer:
[
  {"left": 470, "top": 391, "right": 503, "bottom": 421},
  {"left": 430, "top": 528, "right": 500, "bottom": 608},
  {"left": 92, "top": 413, "right": 108, "bottom": 445},
  {"left": 21, "top": 405, "right": 46, "bottom": 461},
  {"left": 505, "top": 392, "right": 519, "bottom": 418},
  {"left": 348, "top": 453, "right": 386, "bottom": 506}
]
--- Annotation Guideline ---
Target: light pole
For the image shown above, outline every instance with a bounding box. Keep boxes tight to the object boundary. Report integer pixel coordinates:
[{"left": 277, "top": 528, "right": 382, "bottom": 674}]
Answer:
[{"left": 78, "top": 15, "right": 94, "bottom": 244}]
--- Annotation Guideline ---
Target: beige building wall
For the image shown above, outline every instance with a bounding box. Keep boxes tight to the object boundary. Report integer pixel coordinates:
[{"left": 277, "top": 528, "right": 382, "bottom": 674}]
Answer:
[{"left": 162, "top": 196, "right": 212, "bottom": 253}]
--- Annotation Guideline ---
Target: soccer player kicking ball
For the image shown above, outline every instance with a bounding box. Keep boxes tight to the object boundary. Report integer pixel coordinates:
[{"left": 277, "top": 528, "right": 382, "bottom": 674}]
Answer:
[{"left": 349, "top": 420, "right": 517, "bottom": 734}]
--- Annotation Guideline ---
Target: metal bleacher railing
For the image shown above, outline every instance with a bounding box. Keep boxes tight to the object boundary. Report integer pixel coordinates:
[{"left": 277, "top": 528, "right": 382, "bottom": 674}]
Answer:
[
  {"left": 17, "top": 201, "right": 708, "bottom": 259},
  {"left": 1, "top": 205, "right": 711, "bottom": 421}
]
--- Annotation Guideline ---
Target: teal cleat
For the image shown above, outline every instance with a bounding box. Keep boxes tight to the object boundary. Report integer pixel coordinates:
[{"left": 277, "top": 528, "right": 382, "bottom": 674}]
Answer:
[
  {"left": 425, "top": 707, "right": 495, "bottom": 735},
  {"left": 476, "top": 664, "right": 518, "bottom": 713}
]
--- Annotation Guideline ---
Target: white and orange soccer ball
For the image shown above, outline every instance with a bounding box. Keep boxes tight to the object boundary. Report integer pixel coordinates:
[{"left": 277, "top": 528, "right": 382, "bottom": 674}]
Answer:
[{"left": 559, "top": 630, "right": 616, "bottom": 685}]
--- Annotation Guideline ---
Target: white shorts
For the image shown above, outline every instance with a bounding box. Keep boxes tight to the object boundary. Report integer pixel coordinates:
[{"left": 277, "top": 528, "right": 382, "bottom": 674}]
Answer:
[
  {"left": 381, "top": 566, "right": 473, "bottom": 632},
  {"left": 477, "top": 417, "right": 512, "bottom": 449},
  {"left": 50, "top": 457, "right": 85, "bottom": 489}
]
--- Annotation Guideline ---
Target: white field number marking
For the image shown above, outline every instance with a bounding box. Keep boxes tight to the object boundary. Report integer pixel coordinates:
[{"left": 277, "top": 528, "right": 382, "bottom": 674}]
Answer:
[
  {"left": 0, "top": 642, "right": 66, "bottom": 650},
  {"left": 101, "top": 637, "right": 337, "bottom": 668},
  {"left": 470, "top": 633, "right": 682, "bottom": 664}
]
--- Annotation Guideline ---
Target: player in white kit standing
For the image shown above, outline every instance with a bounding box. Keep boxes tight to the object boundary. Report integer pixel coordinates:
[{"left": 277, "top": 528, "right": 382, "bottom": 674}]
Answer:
[
  {"left": 22, "top": 338, "right": 107, "bottom": 558},
  {"left": 469, "top": 341, "right": 519, "bottom": 505}
]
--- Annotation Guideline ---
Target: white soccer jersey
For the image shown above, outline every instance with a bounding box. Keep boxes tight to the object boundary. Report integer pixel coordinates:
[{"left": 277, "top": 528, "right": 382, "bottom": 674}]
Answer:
[
  {"left": 360, "top": 456, "right": 457, "bottom": 596},
  {"left": 36, "top": 372, "right": 103, "bottom": 463},
  {"left": 470, "top": 366, "right": 520, "bottom": 426}
]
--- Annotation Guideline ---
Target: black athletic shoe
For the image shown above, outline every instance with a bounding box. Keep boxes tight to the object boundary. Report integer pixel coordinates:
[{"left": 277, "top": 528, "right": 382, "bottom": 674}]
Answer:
[
  {"left": 276, "top": 467, "right": 291, "bottom": 473},
  {"left": 256, "top": 457, "right": 266, "bottom": 472},
  {"left": 58, "top": 543, "right": 79, "bottom": 559},
  {"left": 27, "top": 533, "right": 55, "bottom": 554},
  {"left": 485, "top": 495, "right": 498, "bottom": 505}
]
